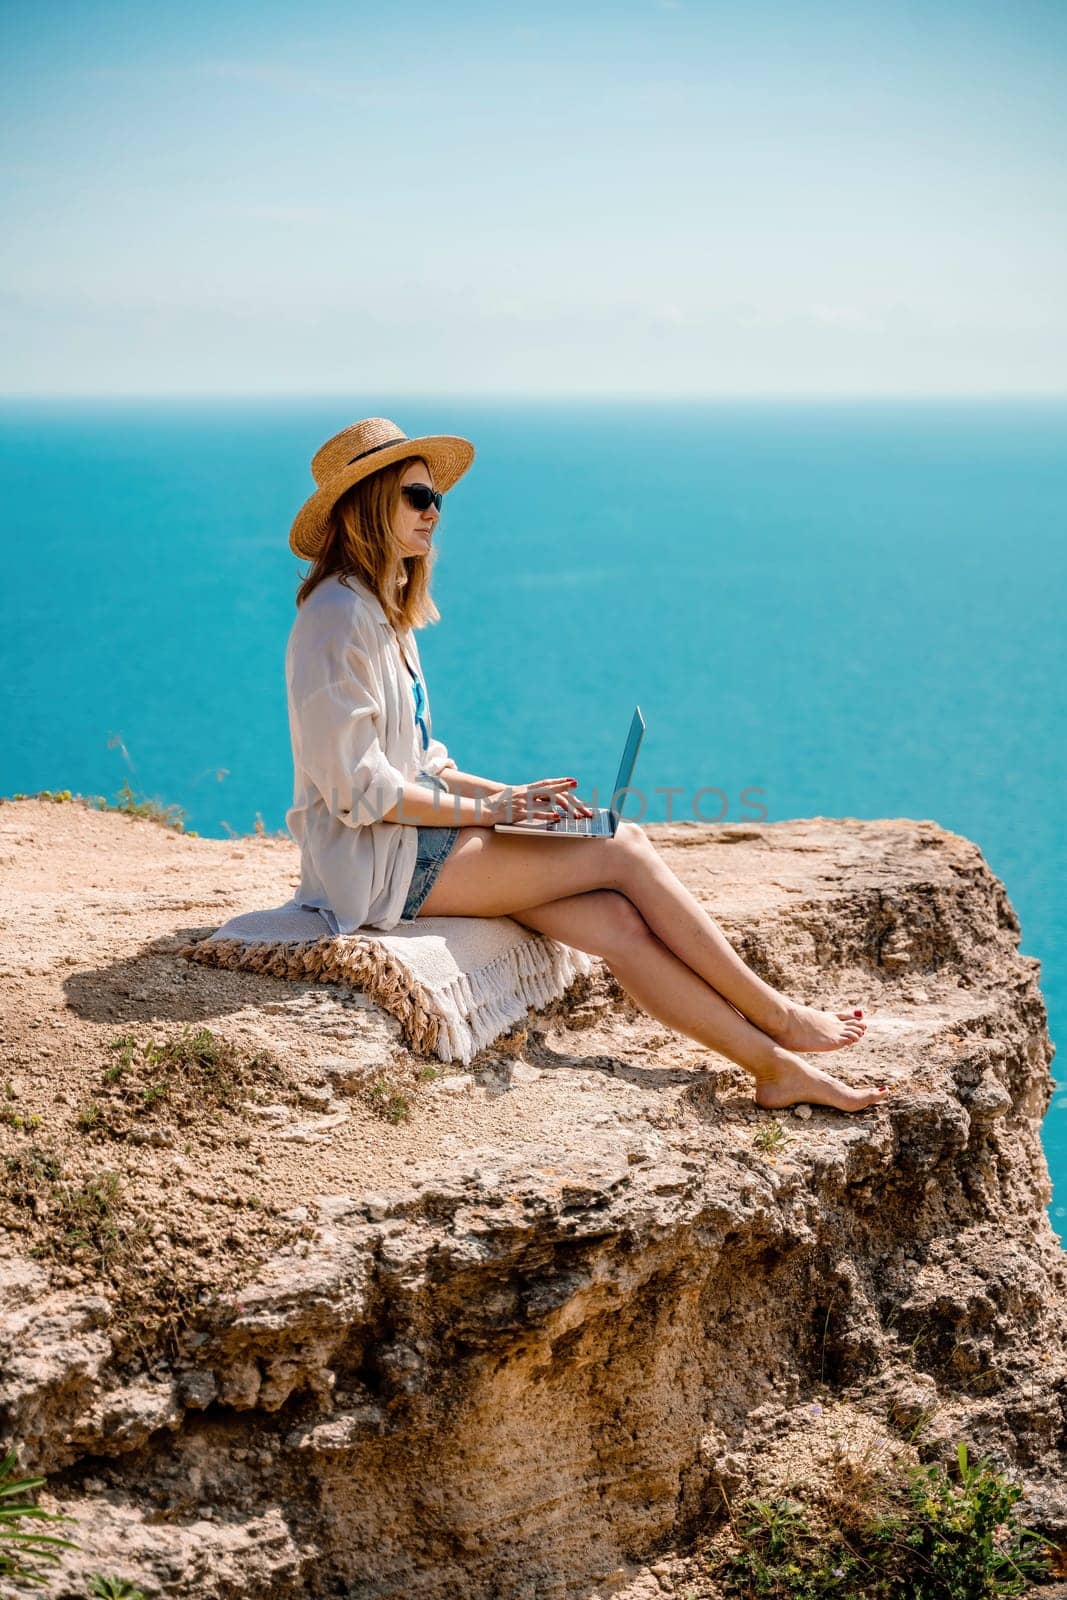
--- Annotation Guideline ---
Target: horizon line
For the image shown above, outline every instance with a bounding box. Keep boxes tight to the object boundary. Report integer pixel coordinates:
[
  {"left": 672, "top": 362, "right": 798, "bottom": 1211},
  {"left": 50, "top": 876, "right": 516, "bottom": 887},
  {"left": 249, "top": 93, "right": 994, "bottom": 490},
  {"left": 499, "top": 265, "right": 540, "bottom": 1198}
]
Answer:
[{"left": 2, "top": 389, "right": 1067, "bottom": 404}]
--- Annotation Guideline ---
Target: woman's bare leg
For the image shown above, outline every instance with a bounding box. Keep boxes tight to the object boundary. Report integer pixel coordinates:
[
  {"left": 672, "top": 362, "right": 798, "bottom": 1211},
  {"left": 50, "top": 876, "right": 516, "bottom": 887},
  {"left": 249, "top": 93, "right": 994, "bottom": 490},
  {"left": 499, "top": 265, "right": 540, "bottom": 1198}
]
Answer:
[
  {"left": 501, "top": 890, "right": 888, "bottom": 1112},
  {"left": 419, "top": 823, "right": 867, "bottom": 1055}
]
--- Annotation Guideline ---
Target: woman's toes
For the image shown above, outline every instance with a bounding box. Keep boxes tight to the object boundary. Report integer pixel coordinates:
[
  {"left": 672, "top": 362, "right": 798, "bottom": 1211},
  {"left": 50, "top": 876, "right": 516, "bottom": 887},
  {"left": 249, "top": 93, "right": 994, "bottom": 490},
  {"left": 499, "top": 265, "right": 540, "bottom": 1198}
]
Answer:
[{"left": 774, "top": 1004, "right": 872, "bottom": 1053}]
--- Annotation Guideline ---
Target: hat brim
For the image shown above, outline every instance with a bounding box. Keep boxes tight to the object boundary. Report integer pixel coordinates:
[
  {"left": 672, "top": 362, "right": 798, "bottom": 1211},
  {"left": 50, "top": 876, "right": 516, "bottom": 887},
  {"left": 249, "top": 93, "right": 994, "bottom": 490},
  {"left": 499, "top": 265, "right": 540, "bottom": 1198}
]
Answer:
[{"left": 289, "top": 433, "right": 475, "bottom": 561}]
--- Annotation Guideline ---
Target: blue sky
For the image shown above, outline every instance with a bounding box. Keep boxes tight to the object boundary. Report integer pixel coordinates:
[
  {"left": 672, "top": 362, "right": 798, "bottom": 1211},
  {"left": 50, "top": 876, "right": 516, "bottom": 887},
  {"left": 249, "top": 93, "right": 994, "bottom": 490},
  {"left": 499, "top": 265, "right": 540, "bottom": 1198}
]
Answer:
[{"left": 2, "top": 0, "right": 1066, "bottom": 396}]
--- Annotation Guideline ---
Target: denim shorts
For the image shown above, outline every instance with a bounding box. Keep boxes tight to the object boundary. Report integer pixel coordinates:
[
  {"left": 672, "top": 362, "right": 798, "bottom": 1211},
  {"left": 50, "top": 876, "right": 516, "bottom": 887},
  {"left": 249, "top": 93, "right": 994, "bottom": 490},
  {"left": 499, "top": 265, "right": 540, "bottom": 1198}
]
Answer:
[{"left": 399, "top": 772, "right": 461, "bottom": 922}]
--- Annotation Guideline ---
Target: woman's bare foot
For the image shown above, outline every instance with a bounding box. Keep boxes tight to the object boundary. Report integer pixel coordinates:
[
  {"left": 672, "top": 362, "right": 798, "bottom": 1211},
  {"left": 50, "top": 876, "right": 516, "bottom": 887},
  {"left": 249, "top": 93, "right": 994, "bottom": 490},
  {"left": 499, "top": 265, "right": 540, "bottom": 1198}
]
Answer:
[
  {"left": 768, "top": 1002, "right": 867, "bottom": 1054},
  {"left": 753, "top": 1045, "right": 889, "bottom": 1112}
]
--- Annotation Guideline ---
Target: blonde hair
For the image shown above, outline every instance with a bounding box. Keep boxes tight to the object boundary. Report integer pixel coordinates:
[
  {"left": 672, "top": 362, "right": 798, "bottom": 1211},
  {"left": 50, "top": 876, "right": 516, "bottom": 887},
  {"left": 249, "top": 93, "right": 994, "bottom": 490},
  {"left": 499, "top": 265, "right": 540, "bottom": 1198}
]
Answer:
[{"left": 294, "top": 456, "right": 441, "bottom": 630}]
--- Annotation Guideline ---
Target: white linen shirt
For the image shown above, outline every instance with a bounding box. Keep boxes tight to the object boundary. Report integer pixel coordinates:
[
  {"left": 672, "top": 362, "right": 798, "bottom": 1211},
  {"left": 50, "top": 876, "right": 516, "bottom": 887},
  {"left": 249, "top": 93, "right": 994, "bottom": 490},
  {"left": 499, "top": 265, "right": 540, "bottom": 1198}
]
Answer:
[{"left": 285, "top": 572, "right": 457, "bottom": 933}]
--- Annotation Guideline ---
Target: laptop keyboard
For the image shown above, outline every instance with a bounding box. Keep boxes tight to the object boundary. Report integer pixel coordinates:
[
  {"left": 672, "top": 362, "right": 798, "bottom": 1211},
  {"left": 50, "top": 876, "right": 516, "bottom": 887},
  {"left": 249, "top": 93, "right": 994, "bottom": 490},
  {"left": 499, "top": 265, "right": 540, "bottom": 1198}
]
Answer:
[
  {"left": 549, "top": 809, "right": 611, "bottom": 835},
  {"left": 498, "top": 809, "right": 614, "bottom": 834}
]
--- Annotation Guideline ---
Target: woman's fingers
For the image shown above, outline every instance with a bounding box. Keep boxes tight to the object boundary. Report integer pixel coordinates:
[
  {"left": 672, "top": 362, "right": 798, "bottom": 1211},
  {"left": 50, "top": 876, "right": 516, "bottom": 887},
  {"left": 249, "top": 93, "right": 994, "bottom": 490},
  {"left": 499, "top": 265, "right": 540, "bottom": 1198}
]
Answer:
[
  {"left": 492, "top": 779, "right": 595, "bottom": 824},
  {"left": 502, "top": 807, "right": 559, "bottom": 825},
  {"left": 527, "top": 778, "right": 594, "bottom": 819},
  {"left": 488, "top": 786, "right": 562, "bottom": 824},
  {"left": 548, "top": 784, "right": 593, "bottom": 819},
  {"left": 528, "top": 777, "right": 576, "bottom": 797},
  {"left": 564, "top": 788, "right": 594, "bottom": 818},
  {"left": 531, "top": 786, "right": 578, "bottom": 815}
]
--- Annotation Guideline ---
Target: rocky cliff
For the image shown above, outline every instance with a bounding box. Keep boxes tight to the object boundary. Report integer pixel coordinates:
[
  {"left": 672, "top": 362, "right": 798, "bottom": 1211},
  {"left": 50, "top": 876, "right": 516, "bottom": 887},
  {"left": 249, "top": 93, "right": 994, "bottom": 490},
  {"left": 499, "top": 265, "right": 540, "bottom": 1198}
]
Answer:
[{"left": 0, "top": 796, "right": 1064, "bottom": 1598}]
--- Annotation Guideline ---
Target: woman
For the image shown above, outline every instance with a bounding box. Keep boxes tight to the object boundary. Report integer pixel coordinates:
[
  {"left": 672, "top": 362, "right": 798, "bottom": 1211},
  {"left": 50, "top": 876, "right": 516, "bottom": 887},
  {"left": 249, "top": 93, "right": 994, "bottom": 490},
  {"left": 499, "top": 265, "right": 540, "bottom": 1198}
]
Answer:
[{"left": 286, "top": 417, "right": 888, "bottom": 1114}]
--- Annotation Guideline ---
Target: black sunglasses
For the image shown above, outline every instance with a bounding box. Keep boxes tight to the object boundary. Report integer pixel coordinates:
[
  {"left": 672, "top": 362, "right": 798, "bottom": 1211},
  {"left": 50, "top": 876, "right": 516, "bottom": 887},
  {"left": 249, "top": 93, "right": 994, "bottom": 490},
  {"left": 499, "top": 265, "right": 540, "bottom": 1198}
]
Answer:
[{"left": 401, "top": 483, "right": 443, "bottom": 513}]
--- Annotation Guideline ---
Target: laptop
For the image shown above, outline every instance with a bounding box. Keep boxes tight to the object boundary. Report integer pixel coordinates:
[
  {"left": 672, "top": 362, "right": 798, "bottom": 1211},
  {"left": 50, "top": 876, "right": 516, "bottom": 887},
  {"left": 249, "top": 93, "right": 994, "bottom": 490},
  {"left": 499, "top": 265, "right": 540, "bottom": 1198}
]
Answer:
[{"left": 494, "top": 706, "right": 645, "bottom": 837}]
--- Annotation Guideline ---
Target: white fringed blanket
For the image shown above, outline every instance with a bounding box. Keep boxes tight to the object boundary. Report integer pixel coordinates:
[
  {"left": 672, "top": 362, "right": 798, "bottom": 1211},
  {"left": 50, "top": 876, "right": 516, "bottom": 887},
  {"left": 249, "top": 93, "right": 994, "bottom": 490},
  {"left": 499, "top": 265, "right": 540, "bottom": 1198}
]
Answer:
[{"left": 179, "top": 899, "right": 595, "bottom": 1066}]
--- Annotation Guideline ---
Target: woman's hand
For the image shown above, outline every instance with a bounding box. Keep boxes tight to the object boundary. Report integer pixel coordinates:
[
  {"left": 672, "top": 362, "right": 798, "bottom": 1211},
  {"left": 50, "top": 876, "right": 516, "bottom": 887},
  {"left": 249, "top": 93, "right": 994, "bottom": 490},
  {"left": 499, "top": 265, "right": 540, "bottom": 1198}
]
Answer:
[{"left": 483, "top": 777, "right": 594, "bottom": 827}]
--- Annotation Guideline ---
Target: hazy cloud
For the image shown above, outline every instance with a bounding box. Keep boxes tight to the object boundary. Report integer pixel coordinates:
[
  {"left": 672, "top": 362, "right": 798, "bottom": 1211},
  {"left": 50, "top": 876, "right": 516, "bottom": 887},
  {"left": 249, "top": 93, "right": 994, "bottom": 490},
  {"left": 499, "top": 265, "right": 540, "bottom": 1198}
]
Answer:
[
  {"left": 807, "top": 304, "right": 886, "bottom": 332},
  {"left": 650, "top": 302, "right": 686, "bottom": 325},
  {"left": 240, "top": 205, "right": 335, "bottom": 225}
]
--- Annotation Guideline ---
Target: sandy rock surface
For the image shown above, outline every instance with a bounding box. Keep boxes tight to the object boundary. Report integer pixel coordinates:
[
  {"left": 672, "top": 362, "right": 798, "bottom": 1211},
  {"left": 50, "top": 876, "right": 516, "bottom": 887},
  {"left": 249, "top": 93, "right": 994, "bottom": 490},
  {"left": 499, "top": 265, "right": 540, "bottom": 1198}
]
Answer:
[
  {"left": 0, "top": 796, "right": 1064, "bottom": 1599},
  {"left": 0, "top": 799, "right": 910, "bottom": 1233}
]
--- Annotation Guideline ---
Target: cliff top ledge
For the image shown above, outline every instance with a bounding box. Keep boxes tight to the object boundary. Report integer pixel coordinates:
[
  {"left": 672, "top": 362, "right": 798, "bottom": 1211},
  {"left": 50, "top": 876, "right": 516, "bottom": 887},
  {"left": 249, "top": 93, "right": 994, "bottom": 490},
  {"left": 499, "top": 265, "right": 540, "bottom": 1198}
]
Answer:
[{"left": 1, "top": 795, "right": 1064, "bottom": 1599}]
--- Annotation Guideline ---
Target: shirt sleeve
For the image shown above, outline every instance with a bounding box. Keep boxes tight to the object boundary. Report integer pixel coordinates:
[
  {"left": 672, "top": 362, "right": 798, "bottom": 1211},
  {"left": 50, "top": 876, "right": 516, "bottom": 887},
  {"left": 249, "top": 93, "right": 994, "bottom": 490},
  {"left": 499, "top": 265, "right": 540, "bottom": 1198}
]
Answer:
[
  {"left": 291, "top": 634, "right": 410, "bottom": 827},
  {"left": 422, "top": 734, "right": 457, "bottom": 779}
]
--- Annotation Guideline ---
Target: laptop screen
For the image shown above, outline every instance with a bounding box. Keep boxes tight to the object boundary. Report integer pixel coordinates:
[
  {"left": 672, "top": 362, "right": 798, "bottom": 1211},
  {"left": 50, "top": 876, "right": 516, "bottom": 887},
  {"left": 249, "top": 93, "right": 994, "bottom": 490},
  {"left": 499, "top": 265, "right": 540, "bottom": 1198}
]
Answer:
[{"left": 610, "top": 707, "right": 646, "bottom": 818}]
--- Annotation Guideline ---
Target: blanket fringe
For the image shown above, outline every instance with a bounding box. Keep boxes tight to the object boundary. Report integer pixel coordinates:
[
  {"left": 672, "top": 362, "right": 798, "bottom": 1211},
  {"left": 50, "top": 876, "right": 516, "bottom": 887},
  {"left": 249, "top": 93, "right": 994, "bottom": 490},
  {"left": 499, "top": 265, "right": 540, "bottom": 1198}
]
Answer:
[
  {"left": 179, "top": 932, "right": 593, "bottom": 1065},
  {"left": 428, "top": 936, "right": 592, "bottom": 1062},
  {"left": 179, "top": 935, "right": 442, "bottom": 1056}
]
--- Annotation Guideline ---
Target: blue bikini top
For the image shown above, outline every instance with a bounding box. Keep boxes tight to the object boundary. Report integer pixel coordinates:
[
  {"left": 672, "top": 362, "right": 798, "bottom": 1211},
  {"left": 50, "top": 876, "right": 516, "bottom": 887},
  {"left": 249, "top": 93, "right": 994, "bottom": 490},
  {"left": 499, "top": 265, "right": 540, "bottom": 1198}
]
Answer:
[{"left": 403, "top": 655, "right": 430, "bottom": 752}]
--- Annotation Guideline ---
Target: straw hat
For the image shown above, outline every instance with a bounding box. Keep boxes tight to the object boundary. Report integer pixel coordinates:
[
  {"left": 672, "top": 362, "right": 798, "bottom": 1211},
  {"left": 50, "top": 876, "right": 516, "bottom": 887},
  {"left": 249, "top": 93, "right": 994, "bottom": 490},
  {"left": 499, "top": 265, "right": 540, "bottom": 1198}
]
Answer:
[{"left": 289, "top": 417, "right": 475, "bottom": 561}]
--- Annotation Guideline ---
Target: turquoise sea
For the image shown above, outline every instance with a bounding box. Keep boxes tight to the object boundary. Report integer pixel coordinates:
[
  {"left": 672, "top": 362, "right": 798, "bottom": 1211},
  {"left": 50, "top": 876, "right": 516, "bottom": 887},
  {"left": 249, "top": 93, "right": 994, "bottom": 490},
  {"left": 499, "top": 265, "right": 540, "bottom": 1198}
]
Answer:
[{"left": 1, "top": 397, "right": 1064, "bottom": 1226}]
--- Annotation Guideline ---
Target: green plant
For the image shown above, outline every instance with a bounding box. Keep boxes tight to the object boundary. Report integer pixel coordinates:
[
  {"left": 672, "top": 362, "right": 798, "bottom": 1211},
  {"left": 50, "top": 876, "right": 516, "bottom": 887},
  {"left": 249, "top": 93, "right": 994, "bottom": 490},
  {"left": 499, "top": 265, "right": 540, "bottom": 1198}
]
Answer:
[
  {"left": 138, "top": 1079, "right": 169, "bottom": 1112},
  {"left": 0, "top": 782, "right": 277, "bottom": 840},
  {"left": 714, "top": 1442, "right": 1053, "bottom": 1599},
  {"left": 51, "top": 1169, "right": 142, "bottom": 1273},
  {"left": 752, "top": 1119, "right": 789, "bottom": 1155},
  {"left": 1, "top": 778, "right": 189, "bottom": 834},
  {"left": 1, "top": 1141, "right": 146, "bottom": 1272},
  {"left": 718, "top": 1495, "right": 846, "bottom": 1599},
  {"left": 104, "top": 1034, "right": 137, "bottom": 1080},
  {"left": 0, "top": 1144, "right": 185, "bottom": 1368},
  {"left": 109, "top": 777, "right": 188, "bottom": 833},
  {"left": 898, "top": 1443, "right": 1052, "bottom": 1597},
  {"left": 0, "top": 1078, "right": 38, "bottom": 1132},
  {"left": 0, "top": 1448, "right": 80, "bottom": 1588},
  {"left": 88, "top": 1576, "right": 150, "bottom": 1599},
  {"left": 74, "top": 1027, "right": 285, "bottom": 1142},
  {"left": 366, "top": 1077, "right": 411, "bottom": 1124},
  {"left": 15, "top": 788, "right": 75, "bottom": 805},
  {"left": 0, "top": 1107, "right": 42, "bottom": 1133},
  {"left": 2, "top": 1143, "right": 64, "bottom": 1221}
]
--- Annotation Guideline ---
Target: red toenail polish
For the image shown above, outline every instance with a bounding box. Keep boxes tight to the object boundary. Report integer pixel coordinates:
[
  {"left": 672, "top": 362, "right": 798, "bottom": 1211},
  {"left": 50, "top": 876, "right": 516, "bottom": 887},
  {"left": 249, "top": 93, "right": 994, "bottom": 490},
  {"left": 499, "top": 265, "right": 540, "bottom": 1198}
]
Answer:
[{"left": 854, "top": 1009, "right": 863, "bottom": 1017}]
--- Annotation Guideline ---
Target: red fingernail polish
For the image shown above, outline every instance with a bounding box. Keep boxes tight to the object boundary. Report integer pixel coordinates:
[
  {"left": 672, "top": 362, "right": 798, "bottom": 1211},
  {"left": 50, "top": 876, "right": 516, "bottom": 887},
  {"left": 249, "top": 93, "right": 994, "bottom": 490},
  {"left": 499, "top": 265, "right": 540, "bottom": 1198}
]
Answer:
[{"left": 854, "top": 1009, "right": 863, "bottom": 1017}]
